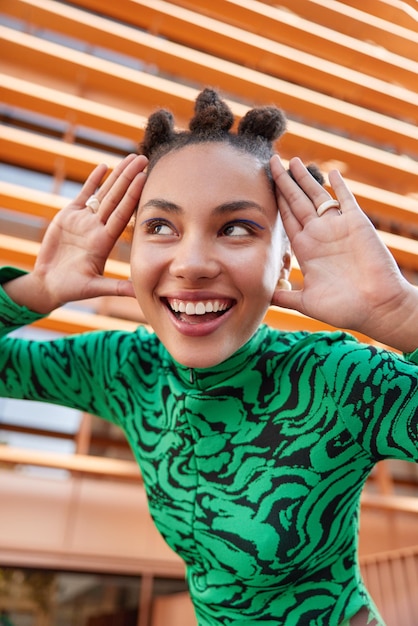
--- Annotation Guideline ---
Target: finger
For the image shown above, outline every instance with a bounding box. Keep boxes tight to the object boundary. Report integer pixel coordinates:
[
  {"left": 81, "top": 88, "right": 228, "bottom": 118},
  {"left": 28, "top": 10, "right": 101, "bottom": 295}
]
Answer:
[
  {"left": 99, "top": 155, "right": 148, "bottom": 223},
  {"left": 277, "top": 193, "right": 302, "bottom": 242},
  {"left": 328, "top": 169, "right": 361, "bottom": 215},
  {"left": 98, "top": 153, "right": 139, "bottom": 199},
  {"left": 271, "top": 286, "right": 304, "bottom": 314},
  {"left": 80, "top": 154, "right": 142, "bottom": 214},
  {"left": 287, "top": 158, "right": 339, "bottom": 220},
  {"left": 87, "top": 276, "right": 136, "bottom": 299},
  {"left": 272, "top": 156, "right": 331, "bottom": 226},
  {"left": 271, "top": 155, "right": 304, "bottom": 237},
  {"left": 105, "top": 170, "right": 148, "bottom": 240},
  {"left": 74, "top": 163, "right": 110, "bottom": 209}
]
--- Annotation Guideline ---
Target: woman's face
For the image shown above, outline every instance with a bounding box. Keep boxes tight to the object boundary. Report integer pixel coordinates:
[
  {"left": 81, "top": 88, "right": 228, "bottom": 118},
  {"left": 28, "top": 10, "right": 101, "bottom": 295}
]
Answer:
[{"left": 130, "top": 142, "right": 290, "bottom": 368}]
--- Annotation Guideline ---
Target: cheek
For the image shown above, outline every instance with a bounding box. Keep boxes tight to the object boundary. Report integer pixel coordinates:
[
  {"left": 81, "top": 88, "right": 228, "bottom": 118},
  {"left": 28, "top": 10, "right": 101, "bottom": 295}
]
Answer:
[
  {"left": 234, "top": 251, "right": 278, "bottom": 310},
  {"left": 129, "top": 240, "right": 155, "bottom": 294}
]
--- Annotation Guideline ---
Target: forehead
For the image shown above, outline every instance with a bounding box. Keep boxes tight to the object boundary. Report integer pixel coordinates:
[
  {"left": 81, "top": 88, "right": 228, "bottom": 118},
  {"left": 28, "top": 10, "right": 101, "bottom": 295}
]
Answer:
[{"left": 143, "top": 142, "right": 271, "bottom": 198}]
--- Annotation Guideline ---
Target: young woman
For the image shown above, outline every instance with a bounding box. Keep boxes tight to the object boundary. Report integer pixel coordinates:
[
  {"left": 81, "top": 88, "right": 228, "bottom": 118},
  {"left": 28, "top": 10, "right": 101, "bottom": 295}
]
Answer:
[{"left": 1, "top": 89, "right": 417, "bottom": 625}]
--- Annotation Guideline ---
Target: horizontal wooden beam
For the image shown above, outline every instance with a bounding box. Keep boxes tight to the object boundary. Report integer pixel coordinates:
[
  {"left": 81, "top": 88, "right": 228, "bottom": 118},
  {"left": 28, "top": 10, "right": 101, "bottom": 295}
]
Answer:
[
  {"left": 170, "top": 0, "right": 418, "bottom": 71},
  {"left": 33, "top": 307, "right": 140, "bottom": 334},
  {"left": 0, "top": 181, "right": 67, "bottom": 220},
  {"left": 329, "top": 0, "right": 418, "bottom": 31},
  {"left": 361, "top": 492, "right": 418, "bottom": 515},
  {"left": 4, "top": 0, "right": 417, "bottom": 127},
  {"left": 9, "top": 0, "right": 418, "bottom": 96},
  {"left": 61, "top": 0, "right": 418, "bottom": 115},
  {"left": 359, "top": 543, "right": 418, "bottom": 565},
  {"left": 0, "top": 445, "right": 142, "bottom": 481},
  {"left": 0, "top": 233, "right": 131, "bottom": 280},
  {"left": 0, "top": 125, "right": 121, "bottom": 181},
  {"left": 249, "top": 0, "right": 418, "bottom": 58},
  {"left": 0, "top": 74, "right": 147, "bottom": 146},
  {"left": 3, "top": 37, "right": 418, "bottom": 164},
  {"left": 0, "top": 24, "right": 197, "bottom": 127}
]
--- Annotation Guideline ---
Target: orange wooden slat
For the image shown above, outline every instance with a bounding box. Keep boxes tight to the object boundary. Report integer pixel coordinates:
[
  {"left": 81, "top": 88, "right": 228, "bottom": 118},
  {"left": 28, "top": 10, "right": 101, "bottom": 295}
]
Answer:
[
  {"left": 32, "top": 307, "right": 139, "bottom": 334},
  {"left": 0, "top": 181, "right": 67, "bottom": 220},
  {"left": 2, "top": 1, "right": 418, "bottom": 162},
  {"left": 252, "top": 0, "right": 418, "bottom": 58},
  {"left": 279, "top": 120, "right": 418, "bottom": 195},
  {"left": 0, "top": 233, "right": 131, "bottom": 281},
  {"left": 3, "top": 53, "right": 418, "bottom": 169},
  {"left": 0, "top": 26, "right": 197, "bottom": 127},
  {"left": 0, "top": 446, "right": 142, "bottom": 481},
  {"left": 260, "top": 0, "right": 418, "bottom": 33},
  {"left": 336, "top": 0, "right": 418, "bottom": 31},
  {"left": 360, "top": 493, "right": 418, "bottom": 514},
  {"left": 170, "top": 0, "right": 418, "bottom": 72},
  {"left": 37, "top": 0, "right": 418, "bottom": 124},
  {"left": 0, "top": 125, "right": 121, "bottom": 180},
  {"left": 0, "top": 74, "right": 148, "bottom": 144}
]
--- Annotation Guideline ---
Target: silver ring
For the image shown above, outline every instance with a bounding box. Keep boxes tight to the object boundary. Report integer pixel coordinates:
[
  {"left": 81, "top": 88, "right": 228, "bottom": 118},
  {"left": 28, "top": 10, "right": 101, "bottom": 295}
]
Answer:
[
  {"left": 316, "top": 199, "right": 340, "bottom": 217},
  {"left": 85, "top": 194, "right": 100, "bottom": 213}
]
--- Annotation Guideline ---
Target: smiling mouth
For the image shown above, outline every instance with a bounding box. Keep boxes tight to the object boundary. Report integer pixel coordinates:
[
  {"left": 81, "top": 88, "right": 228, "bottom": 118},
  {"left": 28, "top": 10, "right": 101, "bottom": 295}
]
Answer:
[{"left": 164, "top": 297, "right": 234, "bottom": 323}]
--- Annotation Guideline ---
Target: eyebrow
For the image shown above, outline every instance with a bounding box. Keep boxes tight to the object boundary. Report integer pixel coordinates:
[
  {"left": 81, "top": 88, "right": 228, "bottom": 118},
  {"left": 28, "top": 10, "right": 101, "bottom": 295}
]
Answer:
[{"left": 141, "top": 198, "right": 266, "bottom": 215}]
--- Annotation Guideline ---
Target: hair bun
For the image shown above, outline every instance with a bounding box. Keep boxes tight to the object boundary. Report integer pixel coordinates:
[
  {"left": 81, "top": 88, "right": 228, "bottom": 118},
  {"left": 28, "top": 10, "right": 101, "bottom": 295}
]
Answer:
[
  {"left": 189, "top": 88, "right": 234, "bottom": 136},
  {"left": 238, "top": 106, "right": 287, "bottom": 142},
  {"left": 140, "top": 109, "right": 175, "bottom": 158},
  {"left": 287, "top": 162, "right": 325, "bottom": 187},
  {"left": 306, "top": 163, "right": 325, "bottom": 186}
]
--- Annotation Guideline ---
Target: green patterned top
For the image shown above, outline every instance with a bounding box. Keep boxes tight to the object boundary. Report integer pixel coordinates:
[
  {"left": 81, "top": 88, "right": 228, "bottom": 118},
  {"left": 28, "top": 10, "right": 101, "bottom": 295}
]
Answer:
[{"left": 0, "top": 268, "right": 417, "bottom": 625}]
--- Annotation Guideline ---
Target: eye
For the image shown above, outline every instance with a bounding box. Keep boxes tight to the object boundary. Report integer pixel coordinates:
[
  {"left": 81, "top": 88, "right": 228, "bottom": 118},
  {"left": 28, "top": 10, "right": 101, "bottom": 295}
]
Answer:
[
  {"left": 141, "top": 219, "right": 176, "bottom": 236},
  {"left": 221, "top": 220, "right": 264, "bottom": 237}
]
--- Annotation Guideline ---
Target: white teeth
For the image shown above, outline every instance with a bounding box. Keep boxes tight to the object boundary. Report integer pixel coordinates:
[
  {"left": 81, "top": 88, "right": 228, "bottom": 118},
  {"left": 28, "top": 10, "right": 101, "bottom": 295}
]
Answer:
[
  {"left": 169, "top": 299, "right": 229, "bottom": 316},
  {"left": 195, "top": 302, "right": 206, "bottom": 315}
]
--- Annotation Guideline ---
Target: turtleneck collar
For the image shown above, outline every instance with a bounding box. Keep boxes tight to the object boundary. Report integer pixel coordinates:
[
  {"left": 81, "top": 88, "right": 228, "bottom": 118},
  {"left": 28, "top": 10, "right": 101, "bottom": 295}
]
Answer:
[{"left": 160, "top": 325, "right": 272, "bottom": 391}]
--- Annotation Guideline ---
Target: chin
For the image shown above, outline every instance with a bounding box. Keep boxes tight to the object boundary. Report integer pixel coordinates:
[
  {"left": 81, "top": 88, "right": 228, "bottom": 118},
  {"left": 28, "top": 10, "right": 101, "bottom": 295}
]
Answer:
[
  {"left": 173, "top": 351, "right": 228, "bottom": 369},
  {"left": 163, "top": 337, "right": 234, "bottom": 368}
]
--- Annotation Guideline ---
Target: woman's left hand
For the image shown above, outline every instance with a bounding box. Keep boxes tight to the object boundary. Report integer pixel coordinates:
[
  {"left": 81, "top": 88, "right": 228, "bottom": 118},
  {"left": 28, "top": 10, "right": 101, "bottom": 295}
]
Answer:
[{"left": 270, "top": 155, "right": 417, "bottom": 351}]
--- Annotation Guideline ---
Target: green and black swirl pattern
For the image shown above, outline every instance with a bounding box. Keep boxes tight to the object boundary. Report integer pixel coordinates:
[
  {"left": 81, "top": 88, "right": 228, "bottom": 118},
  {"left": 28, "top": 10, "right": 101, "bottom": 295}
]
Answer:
[{"left": 1, "top": 280, "right": 417, "bottom": 625}]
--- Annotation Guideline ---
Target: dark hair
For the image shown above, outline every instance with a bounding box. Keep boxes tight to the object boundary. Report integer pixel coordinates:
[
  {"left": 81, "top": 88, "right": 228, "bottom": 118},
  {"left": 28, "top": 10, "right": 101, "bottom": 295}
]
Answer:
[{"left": 139, "top": 88, "right": 324, "bottom": 186}]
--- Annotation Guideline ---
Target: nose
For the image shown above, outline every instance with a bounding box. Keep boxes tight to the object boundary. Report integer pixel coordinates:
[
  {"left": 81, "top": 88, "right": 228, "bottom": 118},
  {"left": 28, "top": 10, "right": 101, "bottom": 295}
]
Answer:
[{"left": 169, "top": 235, "right": 221, "bottom": 281}]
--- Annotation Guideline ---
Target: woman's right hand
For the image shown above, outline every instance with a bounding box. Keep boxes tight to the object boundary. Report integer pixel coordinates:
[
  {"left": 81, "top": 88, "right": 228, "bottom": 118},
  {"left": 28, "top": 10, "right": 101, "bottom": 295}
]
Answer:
[{"left": 4, "top": 154, "right": 148, "bottom": 313}]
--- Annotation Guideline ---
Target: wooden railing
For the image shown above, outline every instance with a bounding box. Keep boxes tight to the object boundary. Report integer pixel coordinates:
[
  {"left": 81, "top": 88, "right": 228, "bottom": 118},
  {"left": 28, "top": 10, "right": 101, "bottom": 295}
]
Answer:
[{"left": 360, "top": 545, "right": 418, "bottom": 626}]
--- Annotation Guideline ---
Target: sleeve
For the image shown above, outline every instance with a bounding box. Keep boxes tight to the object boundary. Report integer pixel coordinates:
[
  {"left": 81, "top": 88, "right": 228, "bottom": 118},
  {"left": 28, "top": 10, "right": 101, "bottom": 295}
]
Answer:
[
  {"left": 0, "top": 267, "right": 46, "bottom": 335},
  {"left": 0, "top": 267, "right": 140, "bottom": 424},
  {"left": 319, "top": 334, "right": 418, "bottom": 463}
]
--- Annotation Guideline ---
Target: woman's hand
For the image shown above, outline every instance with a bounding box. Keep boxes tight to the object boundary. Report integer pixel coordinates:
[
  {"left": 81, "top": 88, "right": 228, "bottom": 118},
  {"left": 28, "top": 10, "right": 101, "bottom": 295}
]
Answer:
[
  {"left": 270, "top": 155, "right": 418, "bottom": 351},
  {"left": 4, "top": 154, "right": 148, "bottom": 313}
]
